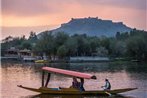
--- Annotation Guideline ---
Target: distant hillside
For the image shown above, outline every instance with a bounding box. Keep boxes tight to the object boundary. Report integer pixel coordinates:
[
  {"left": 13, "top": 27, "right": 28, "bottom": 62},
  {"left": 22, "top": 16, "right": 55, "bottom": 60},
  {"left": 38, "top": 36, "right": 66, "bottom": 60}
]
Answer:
[{"left": 40, "top": 17, "right": 132, "bottom": 37}]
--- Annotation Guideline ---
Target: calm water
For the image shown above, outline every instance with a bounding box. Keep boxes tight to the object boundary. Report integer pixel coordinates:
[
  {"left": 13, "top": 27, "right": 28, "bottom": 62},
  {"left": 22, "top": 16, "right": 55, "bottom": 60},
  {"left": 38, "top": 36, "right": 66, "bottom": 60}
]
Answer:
[{"left": 0, "top": 62, "right": 147, "bottom": 98}]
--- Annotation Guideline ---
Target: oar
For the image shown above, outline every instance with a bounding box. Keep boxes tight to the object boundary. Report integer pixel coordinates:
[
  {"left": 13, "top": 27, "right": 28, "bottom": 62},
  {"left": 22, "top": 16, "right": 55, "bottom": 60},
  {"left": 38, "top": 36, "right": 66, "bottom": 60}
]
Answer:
[
  {"left": 105, "top": 91, "right": 112, "bottom": 96},
  {"left": 101, "top": 86, "right": 112, "bottom": 96}
]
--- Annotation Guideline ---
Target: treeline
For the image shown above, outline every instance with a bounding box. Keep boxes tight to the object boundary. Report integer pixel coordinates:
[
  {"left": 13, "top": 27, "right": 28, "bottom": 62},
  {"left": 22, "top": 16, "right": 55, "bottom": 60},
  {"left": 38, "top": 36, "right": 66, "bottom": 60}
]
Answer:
[{"left": 1, "top": 29, "right": 147, "bottom": 61}]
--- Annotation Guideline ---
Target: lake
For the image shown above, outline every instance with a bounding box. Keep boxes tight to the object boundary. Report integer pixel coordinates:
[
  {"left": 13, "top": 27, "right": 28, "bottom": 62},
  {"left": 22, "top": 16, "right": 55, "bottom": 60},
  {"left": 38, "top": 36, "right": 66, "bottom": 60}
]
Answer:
[{"left": 0, "top": 61, "right": 147, "bottom": 98}]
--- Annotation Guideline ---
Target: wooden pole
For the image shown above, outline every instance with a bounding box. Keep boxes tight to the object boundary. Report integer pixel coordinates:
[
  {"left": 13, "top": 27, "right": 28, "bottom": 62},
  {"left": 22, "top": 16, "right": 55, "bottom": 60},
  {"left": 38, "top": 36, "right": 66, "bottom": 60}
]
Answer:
[
  {"left": 42, "top": 71, "right": 45, "bottom": 87},
  {"left": 45, "top": 73, "right": 51, "bottom": 87}
]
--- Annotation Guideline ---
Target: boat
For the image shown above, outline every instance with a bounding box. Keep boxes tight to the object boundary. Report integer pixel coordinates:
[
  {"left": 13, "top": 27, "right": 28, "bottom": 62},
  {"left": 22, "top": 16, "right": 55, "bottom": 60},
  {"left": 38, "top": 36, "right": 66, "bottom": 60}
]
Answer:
[
  {"left": 18, "top": 67, "right": 137, "bottom": 96},
  {"left": 35, "top": 60, "right": 49, "bottom": 63},
  {"left": 28, "top": 94, "right": 130, "bottom": 98}
]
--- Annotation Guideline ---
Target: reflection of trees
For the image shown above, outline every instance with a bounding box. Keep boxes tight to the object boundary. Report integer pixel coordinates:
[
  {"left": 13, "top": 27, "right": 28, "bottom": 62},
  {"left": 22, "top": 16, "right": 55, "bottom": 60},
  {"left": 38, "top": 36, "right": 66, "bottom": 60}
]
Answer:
[
  {"left": 25, "top": 62, "right": 147, "bottom": 83},
  {"left": 2, "top": 62, "right": 147, "bottom": 75},
  {"left": 125, "top": 62, "right": 147, "bottom": 73},
  {"left": 20, "top": 62, "right": 147, "bottom": 74},
  {"left": 69, "top": 62, "right": 125, "bottom": 73}
]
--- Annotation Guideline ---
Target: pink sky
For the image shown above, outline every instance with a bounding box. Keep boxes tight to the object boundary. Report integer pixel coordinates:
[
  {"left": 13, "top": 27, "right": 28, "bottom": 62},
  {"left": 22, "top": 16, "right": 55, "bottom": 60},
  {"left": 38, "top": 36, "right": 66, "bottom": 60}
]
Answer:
[{"left": 1, "top": 0, "right": 147, "bottom": 39}]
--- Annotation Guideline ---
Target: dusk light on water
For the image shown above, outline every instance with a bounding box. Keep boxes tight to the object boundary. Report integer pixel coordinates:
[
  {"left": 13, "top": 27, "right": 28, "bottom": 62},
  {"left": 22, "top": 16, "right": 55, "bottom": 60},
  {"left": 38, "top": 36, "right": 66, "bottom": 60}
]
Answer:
[{"left": 1, "top": 0, "right": 147, "bottom": 98}]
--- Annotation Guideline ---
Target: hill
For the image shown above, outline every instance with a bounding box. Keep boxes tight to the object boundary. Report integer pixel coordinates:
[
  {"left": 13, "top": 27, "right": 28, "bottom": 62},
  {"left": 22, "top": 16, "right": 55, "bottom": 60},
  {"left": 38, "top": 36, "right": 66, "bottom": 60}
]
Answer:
[{"left": 40, "top": 17, "right": 132, "bottom": 37}]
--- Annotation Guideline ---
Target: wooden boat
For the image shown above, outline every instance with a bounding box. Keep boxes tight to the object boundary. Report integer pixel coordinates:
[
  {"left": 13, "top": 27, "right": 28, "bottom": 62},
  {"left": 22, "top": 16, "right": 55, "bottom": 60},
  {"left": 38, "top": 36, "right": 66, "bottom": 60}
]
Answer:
[
  {"left": 30, "top": 94, "right": 129, "bottom": 98},
  {"left": 18, "top": 67, "right": 137, "bottom": 96},
  {"left": 35, "top": 60, "right": 49, "bottom": 63},
  {"left": 18, "top": 85, "right": 137, "bottom": 95}
]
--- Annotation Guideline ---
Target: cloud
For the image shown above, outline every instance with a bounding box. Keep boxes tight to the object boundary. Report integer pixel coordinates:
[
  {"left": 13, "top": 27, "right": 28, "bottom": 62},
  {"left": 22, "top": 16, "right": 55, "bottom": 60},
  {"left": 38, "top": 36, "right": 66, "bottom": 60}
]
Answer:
[
  {"left": 1, "top": 0, "right": 146, "bottom": 31},
  {"left": 75, "top": 0, "right": 146, "bottom": 10},
  {"left": 2, "top": 0, "right": 146, "bottom": 17},
  {"left": 2, "top": 0, "right": 64, "bottom": 16}
]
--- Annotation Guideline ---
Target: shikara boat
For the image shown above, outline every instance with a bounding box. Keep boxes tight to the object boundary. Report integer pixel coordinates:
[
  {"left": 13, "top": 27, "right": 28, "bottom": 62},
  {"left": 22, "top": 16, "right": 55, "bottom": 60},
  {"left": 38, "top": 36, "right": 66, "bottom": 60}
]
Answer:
[{"left": 18, "top": 67, "right": 137, "bottom": 96}]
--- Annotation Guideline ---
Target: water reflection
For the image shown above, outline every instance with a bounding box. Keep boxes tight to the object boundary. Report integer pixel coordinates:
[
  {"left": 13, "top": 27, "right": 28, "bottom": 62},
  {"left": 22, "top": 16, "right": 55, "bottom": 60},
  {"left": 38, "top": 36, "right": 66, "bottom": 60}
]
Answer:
[
  {"left": 1, "top": 62, "right": 147, "bottom": 98},
  {"left": 22, "top": 94, "right": 135, "bottom": 98}
]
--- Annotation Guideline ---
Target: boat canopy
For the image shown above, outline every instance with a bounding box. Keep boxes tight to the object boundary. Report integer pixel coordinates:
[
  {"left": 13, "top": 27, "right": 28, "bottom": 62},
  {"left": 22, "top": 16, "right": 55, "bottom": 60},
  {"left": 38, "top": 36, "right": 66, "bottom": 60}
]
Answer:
[{"left": 42, "top": 67, "right": 96, "bottom": 79}]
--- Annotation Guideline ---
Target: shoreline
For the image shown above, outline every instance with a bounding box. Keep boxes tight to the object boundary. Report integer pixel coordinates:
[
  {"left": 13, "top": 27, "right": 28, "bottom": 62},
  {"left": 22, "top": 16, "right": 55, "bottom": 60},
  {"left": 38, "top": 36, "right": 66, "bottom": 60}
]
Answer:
[{"left": 1, "top": 59, "right": 141, "bottom": 64}]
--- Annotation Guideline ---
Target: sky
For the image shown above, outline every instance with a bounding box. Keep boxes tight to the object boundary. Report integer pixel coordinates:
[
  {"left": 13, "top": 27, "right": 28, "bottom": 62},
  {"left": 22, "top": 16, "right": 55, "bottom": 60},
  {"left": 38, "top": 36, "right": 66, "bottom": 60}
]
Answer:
[{"left": 1, "top": 0, "right": 147, "bottom": 39}]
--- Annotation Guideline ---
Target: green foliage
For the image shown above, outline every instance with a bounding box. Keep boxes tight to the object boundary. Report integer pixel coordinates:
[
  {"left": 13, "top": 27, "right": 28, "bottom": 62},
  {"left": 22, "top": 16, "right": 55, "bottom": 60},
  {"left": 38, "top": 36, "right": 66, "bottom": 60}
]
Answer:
[
  {"left": 54, "top": 32, "right": 69, "bottom": 47},
  {"left": 96, "top": 46, "right": 108, "bottom": 56},
  {"left": 116, "top": 32, "right": 129, "bottom": 40},
  {"left": 28, "top": 31, "right": 38, "bottom": 43},
  {"left": 65, "top": 37, "right": 78, "bottom": 56},
  {"left": 75, "top": 35, "right": 90, "bottom": 56},
  {"left": 34, "top": 32, "right": 55, "bottom": 55},
  {"left": 89, "top": 37, "right": 100, "bottom": 53},
  {"left": 126, "top": 35, "right": 147, "bottom": 60},
  {"left": 1, "top": 36, "right": 27, "bottom": 50},
  {"left": 57, "top": 45, "right": 68, "bottom": 58},
  {"left": 20, "top": 41, "right": 32, "bottom": 49},
  {"left": 100, "top": 37, "right": 110, "bottom": 50},
  {"left": 1, "top": 29, "right": 147, "bottom": 61}
]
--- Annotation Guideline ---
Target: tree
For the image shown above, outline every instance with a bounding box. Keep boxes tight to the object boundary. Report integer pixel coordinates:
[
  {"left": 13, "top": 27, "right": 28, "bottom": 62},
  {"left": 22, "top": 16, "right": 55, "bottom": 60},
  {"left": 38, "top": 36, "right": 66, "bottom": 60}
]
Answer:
[
  {"left": 116, "top": 32, "right": 121, "bottom": 40},
  {"left": 74, "top": 35, "right": 90, "bottom": 56},
  {"left": 1, "top": 36, "right": 27, "bottom": 50},
  {"left": 2, "top": 36, "right": 13, "bottom": 43},
  {"left": 57, "top": 45, "right": 68, "bottom": 58},
  {"left": 89, "top": 37, "right": 100, "bottom": 53},
  {"left": 54, "top": 32, "right": 69, "bottom": 47},
  {"left": 34, "top": 32, "right": 55, "bottom": 57},
  {"left": 126, "top": 36, "right": 147, "bottom": 60},
  {"left": 20, "top": 41, "right": 32, "bottom": 49},
  {"left": 28, "top": 31, "right": 38, "bottom": 43},
  {"left": 96, "top": 46, "right": 108, "bottom": 56},
  {"left": 65, "top": 37, "right": 78, "bottom": 56},
  {"left": 100, "top": 37, "right": 110, "bottom": 51},
  {"left": 114, "top": 41, "right": 126, "bottom": 57}
]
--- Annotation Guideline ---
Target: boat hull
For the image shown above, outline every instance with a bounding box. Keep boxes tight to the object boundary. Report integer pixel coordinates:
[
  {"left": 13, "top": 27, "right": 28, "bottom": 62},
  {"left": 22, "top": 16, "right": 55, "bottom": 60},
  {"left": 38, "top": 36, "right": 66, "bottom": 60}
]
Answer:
[{"left": 17, "top": 85, "right": 137, "bottom": 95}]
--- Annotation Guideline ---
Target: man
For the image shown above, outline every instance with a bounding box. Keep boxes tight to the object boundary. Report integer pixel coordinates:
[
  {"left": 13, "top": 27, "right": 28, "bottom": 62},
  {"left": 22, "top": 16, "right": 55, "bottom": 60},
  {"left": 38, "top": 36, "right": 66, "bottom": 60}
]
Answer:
[
  {"left": 101, "top": 79, "right": 111, "bottom": 90},
  {"left": 72, "top": 77, "right": 79, "bottom": 89},
  {"left": 79, "top": 78, "right": 85, "bottom": 91},
  {"left": 71, "top": 77, "right": 85, "bottom": 91}
]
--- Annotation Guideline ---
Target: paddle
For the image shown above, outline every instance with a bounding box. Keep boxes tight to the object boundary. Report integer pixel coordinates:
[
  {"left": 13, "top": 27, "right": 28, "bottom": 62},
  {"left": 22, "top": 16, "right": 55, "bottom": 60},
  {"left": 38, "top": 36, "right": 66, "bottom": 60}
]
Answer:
[
  {"left": 105, "top": 91, "right": 112, "bottom": 96},
  {"left": 101, "top": 86, "right": 112, "bottom": 96}
]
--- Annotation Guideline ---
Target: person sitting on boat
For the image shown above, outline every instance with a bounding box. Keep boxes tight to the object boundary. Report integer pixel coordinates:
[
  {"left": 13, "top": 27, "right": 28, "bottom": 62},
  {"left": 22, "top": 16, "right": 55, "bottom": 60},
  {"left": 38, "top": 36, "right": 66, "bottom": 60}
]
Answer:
[
  {"left": 60, "top": 77, "right": 80, "bottom": 90},
  {"left": 79, "top": 78, "right": 85, "bottom": 91},
  {"left": 101, "top": 79, "right": 111, "bottom": 90},
  {"left": 71, "top": 77, "right": 85, "bottom": 91},
  {"left": 72, "top": 77, "right": 80, "bottom": 89}
]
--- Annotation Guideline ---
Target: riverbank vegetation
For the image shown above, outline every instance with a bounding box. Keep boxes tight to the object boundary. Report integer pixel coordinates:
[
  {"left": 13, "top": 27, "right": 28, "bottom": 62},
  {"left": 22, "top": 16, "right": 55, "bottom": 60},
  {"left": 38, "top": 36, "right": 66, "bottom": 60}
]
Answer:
[{"left": 1, "top": 29, "right": 147, "bottom": 61}]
